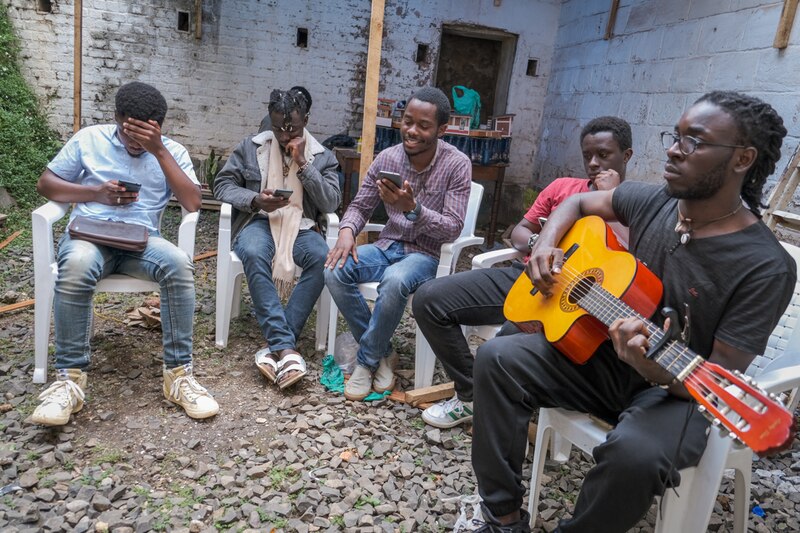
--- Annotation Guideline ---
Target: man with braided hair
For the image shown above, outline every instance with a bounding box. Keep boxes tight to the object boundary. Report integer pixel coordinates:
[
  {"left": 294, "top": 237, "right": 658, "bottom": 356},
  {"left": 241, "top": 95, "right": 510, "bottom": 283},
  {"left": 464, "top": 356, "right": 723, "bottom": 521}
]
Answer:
[
  {"left": 470, "top": 91, "right": 796, "bottom": 532},
  {"left": 215, "top": 87, "right": 340, "bottom": 390}
]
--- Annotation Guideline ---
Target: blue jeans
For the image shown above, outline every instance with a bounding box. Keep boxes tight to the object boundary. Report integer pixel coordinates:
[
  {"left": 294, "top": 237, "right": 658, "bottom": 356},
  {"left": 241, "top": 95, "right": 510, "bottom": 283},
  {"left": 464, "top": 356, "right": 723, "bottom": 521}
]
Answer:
[
  {"left": 234, "top": 217, "right": 328, "bottom": 352},
  {"left": 325, "top": 241, "right": 438, "bottom": 370},
  {"left": 54, "top": 232, "right": 195, "bottom": 370}
]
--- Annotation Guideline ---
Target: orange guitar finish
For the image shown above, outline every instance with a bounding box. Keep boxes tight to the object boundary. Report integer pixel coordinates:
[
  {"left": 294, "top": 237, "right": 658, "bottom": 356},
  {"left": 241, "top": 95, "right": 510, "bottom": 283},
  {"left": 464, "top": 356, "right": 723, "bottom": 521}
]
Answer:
[{"left": 504, "top": 216, "right": 663, "bottom": 363}]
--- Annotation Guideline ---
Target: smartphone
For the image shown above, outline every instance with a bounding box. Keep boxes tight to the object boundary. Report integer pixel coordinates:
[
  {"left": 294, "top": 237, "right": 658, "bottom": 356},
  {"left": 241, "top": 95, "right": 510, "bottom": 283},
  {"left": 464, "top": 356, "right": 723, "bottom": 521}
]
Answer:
[
  {"left": 273, "top": 189, "right": 293, "bottom": 199},
  {"left": 378, "top": 170, "right": 403, "bottom": 188},
  {"left": 118, "top": 180, "right": 142, "bottom": 193}
]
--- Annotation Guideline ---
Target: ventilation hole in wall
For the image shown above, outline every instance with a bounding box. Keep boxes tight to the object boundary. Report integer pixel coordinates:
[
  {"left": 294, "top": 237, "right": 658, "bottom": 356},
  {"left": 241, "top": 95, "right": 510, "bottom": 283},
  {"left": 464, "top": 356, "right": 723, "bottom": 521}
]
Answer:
[
  {"left": 37, "top": 0, "right": 52, "bottom": 13},
  {"left": 296, "top": 28, "right": 308, "bottom": 48},
  {"left": 177, "top": 11, "right": 190, "bottom": 32},
  {"left": 526, "top": 58, "right": 539, "bottom": 77},
  {"left": 415, "top": 43, "right": 429, "bottom": 63}
]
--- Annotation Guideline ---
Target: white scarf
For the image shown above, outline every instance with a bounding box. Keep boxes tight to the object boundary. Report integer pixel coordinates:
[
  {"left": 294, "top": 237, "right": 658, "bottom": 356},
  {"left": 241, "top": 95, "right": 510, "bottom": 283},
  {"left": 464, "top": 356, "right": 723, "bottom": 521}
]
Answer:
[{"left": 255, "top": 129, "right": 319, "bottom": 299}]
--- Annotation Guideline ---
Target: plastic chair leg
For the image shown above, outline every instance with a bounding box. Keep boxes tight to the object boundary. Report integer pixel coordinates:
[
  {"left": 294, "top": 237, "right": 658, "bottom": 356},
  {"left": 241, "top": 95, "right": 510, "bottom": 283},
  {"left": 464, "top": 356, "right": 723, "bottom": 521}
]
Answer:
[
  {"left": 315, "top": 288, "right": 331, "bottom": 352},
  {"left": 33, "top": 278, "right": 55, "bottom": 384},
  {"left": 527, "top": 409, "right": 554, "bottom": 526},
  {"left": 414, "top": 326, "right": 437, "bottom": 389},
  {"left": 215, "top": 268, "right": 234, "bottom": 349}
]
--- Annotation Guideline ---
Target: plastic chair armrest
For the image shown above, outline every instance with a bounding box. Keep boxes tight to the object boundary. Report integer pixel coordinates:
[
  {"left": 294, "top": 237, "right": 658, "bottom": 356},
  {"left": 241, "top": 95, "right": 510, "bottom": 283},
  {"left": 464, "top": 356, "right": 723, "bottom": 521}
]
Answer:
[
  {"left": 437, "top": 235, "right": 485, "bottom": 278},
  {"left": 177, "top": 210, "right": 199, "bottom": 259},
  {"left": 32, "top": 201, "right": 69, "bottom": 280},
  {"left": 754, "top": 365, "right": 800, "bottom": 394},
  {"left": 472, "top": 248, "right": 525, "bottom": 269}
]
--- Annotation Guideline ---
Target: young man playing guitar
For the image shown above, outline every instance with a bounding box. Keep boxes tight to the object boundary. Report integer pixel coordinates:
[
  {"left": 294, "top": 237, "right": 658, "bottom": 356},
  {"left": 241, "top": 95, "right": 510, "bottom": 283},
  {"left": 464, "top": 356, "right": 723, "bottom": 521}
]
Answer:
[{"left": 471, "top": 92, "right": 796, "bottom": 532}]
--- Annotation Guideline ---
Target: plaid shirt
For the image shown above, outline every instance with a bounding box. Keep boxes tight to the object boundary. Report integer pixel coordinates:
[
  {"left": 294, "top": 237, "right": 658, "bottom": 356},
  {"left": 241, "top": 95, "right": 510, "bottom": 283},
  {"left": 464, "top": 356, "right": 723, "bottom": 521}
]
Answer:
[{"left": 340, "top": 140, "right": 472, "bottom": 258}]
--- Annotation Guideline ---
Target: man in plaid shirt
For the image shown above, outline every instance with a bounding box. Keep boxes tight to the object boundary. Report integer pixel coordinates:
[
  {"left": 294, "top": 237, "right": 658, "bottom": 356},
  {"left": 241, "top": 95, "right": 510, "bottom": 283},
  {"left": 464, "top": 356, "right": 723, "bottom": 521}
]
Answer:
[{"left": 325, "top": 87, "right": 472, "bottom": 401}]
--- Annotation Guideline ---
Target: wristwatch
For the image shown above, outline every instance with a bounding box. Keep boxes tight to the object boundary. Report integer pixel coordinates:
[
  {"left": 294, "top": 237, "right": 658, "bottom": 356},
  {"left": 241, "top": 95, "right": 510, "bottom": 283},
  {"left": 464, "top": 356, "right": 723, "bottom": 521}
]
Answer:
[
  {"left": 527, "top": 233, "right": 539, "bottom": 250},
  {"left": 404, "top": 201, "right": 421, "bottom": 221}
]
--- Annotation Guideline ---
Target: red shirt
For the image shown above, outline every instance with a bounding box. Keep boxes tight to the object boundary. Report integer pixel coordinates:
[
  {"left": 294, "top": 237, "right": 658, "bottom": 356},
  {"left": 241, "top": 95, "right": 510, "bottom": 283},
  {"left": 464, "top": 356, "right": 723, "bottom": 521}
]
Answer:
[{"left": 524, "top": 177, "right": 590, "bottom": 225}]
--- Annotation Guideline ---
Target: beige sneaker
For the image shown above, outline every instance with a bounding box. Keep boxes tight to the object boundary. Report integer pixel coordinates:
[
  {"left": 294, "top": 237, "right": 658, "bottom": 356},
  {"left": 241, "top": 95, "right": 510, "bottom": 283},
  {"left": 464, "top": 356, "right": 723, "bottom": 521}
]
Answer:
[
  {"left": 373, "top": 354, "right": 396, "bottom": 393},
  {"left": 31, "top": 368, "right": 87, "bottom": 426},
  {"left": 345, "top": 364, "right": 373, "bottom": 401},
  {"left": 163, "top": 364, "right": 219, "bottom": 419}
]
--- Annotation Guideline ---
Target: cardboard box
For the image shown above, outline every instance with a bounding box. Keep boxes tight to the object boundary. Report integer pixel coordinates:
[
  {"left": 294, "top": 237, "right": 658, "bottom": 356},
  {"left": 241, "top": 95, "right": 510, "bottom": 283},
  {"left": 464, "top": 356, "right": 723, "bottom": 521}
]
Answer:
[
  {"left": 446, "top": 114, "right": 472, "bottom": 135},
  {"left": 493, "top": 114, "right": 515, "bottom": 137}
]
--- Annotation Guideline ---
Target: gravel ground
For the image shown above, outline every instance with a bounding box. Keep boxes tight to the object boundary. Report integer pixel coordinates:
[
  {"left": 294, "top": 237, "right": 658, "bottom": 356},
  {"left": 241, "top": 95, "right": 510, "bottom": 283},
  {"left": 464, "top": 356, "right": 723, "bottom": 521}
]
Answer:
[{"left": 0, "top": 206, "right": 798, "bottom": 532}]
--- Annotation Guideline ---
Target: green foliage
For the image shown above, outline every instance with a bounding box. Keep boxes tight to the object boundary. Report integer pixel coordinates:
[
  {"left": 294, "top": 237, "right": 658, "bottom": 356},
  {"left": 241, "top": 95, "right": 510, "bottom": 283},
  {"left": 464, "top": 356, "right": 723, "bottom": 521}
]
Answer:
[
  {"left": 0, "top": 4, "right": 62, "bottom": 225},
  {"left": 523, "top": 188, "right": 539, "bottom": 210},
  {"left": 200, "top": 148, "right": 222, "bottom": 189}
]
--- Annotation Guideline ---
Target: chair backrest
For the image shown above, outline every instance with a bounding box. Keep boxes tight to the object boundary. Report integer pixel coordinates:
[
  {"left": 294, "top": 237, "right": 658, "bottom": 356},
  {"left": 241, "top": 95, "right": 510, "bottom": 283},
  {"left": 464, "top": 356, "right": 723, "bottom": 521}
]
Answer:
[
  {"left": 460, "top": 182, "right": 484, "bottom": 239},
  {"left": 747, "top": 242, "right": 800, "bottom": 378}
]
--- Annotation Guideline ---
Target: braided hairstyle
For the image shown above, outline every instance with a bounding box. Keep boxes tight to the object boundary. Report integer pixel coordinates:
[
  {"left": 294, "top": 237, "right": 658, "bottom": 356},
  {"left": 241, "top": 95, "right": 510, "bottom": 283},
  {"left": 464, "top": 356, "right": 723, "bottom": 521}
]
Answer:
[
  {"left": 268, "top": 87, "right": 310, "bottom": 119},
  {"left": 695, "top": 91, "right": 787, "bottom": 217}
]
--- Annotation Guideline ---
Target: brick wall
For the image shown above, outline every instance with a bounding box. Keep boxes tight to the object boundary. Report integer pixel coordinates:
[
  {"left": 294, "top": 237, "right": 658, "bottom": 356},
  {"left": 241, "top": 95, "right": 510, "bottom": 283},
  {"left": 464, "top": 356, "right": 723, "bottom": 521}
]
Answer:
[
  {"left": 535, "top": 0, "right": 800, "bottom": 196},
  {"left": 6, "top": 0, "right": 561, "bottom": 189}
]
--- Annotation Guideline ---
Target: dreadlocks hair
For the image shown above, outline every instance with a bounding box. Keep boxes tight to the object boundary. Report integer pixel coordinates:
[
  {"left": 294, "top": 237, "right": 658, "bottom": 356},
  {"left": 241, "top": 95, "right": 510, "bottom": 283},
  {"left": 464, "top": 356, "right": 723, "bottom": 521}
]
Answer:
[
  {"left": 694, "top": 91, "right": 787, "bottom": 218},
  {"left": 115, "top": 82, "right": 168, "bottom": 126},
  {"left": 268, "top": 88, "right": 309, "bottom": 118},
  {"left": 408, "top": 87, "right": 451, "bottom": 126},
  {"left": 580, "top": 116, "right": 632, "bottom": 152}
]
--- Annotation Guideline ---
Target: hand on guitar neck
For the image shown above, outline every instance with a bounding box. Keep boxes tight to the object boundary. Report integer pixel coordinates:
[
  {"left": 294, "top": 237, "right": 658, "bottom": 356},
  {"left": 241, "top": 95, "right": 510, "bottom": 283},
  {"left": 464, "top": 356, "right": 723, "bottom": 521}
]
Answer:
[{"left": 504, "top": 216, "right": 796, "bottom": 455}]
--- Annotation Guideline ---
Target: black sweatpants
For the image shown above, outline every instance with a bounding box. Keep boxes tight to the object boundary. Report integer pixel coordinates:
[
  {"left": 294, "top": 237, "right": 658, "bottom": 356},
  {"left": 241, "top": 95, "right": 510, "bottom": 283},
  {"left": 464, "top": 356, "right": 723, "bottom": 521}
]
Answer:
[
  {"left": 412, "top": 263, "right": 524, "bottom": 401},
  {"left": 472, "top": 332, "right": 711, "bottom": 533}
]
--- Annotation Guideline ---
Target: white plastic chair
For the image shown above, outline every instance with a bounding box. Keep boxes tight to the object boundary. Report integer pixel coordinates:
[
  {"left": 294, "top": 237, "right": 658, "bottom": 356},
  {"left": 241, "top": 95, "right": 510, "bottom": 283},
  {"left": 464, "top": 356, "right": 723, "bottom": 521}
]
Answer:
[
  {"left": 465, "top": 247, "right": 526, "bottom": 342},
  {"left": 527, "top": 241, "right": 800, "bottom": 533},
  {"left": 325, "top": 181, "right": 485, "bottom": 389},
  {"left": 32, "top": 201, "right": 198, "bottom": 384},
  {"left": 214, "top": 203, "right": 335, "bottom": 350}
]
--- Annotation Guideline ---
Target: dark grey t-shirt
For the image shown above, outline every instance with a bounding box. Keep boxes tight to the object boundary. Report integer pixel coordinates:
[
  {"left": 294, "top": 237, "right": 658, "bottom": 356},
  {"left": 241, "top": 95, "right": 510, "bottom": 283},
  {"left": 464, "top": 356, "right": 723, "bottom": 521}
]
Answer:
[{"left": 612, "top": 181, "right": 796, "bottom": 358}]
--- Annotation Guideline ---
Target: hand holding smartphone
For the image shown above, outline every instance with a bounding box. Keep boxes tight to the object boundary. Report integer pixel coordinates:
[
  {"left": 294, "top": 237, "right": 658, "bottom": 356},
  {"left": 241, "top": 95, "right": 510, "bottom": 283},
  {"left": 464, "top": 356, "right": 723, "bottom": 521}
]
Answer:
[
  {"left": 273, "top": 189, "right": 293, "bottom": 199},
  {"left": 117, "top": 180, "right": 142, "bottom": 193},
  {"left": 378, "top": 170, "right": 404, "bottom": 188}
]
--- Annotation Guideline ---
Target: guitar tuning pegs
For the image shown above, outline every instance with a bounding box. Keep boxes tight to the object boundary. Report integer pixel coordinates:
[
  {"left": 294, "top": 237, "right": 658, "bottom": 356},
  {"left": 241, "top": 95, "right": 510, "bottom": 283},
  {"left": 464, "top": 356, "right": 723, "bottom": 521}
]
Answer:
[
  {"left": 712, "top": 418, "right": 721, "bottom": 427},
  {"left": 697, "top": 405, "right": 707, "bottom": 413}
]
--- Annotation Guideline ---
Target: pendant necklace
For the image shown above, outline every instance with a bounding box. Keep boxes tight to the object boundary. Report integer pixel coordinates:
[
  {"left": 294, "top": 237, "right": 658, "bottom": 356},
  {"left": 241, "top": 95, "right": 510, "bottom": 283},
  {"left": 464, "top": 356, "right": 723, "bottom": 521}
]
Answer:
[
  {"left": 674, "top": 199, "right": 743, "bottom": 246},
  {"left": 281, "top": 152, "right": 291, "bottom": 178}
]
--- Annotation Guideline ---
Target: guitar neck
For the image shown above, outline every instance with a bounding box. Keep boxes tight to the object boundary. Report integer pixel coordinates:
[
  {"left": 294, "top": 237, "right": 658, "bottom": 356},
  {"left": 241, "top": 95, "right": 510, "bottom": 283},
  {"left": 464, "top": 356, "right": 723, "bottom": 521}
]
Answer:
[{"left": 580, "top": 284, "right": 702, "bottom": 382}]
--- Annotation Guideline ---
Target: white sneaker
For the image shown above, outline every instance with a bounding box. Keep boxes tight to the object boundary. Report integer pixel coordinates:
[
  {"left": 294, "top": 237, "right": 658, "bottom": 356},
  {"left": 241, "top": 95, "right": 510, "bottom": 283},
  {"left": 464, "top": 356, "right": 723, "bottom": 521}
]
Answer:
[
  {"left": 422, "top": 396, "right": 474, "bottom": 428},
  {"left": 345, "top": 364, "right": 373, "bottom": 401},
  {"left": 31, "top": 368, "right": 87, "bottom": 426},
  {"left": 163, "top": 364, "right": 219, "bottom": 419},
  {"left": 373, "top": 354, "right": 396, "bottom": 393}
]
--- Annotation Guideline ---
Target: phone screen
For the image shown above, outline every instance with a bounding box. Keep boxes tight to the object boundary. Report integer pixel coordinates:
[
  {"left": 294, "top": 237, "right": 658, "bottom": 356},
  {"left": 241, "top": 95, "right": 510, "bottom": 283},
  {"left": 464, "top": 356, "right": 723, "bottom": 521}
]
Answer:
[
  {"left": 274, "top": 189, "right": 293, "bottom": 198},
  {"left": 378, "top": 171, "right": 403, "bottom": 188},
  {"left": 118, "top": 180, "right": 142, "bottom": 193}
]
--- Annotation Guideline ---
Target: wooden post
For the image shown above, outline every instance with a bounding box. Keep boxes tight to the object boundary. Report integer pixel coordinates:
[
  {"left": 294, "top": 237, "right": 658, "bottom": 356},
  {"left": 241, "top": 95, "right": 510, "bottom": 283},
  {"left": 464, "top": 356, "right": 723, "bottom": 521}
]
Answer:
[
  {"left": 194, "top": 0, "right": 203, "bottom": 40},
  {"left": 73, "top": 0, "right": 82, "bottom": 133},
  {"left": 358, "top": 0, "right": 386, "bottom": 185},
  {"left": 774, "top": 0, "right": 799, "bottom": 49},
  {"left": 604, "top": 0, "right": 620, "bottom": 40}
]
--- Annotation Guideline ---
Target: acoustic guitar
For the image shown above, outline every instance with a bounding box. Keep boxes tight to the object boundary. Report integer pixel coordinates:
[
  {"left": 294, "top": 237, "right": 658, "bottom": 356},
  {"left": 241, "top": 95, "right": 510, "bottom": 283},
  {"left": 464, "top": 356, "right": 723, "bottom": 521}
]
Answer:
[{"left": 504, "top": 216, "right": 794, "bottom": 454}]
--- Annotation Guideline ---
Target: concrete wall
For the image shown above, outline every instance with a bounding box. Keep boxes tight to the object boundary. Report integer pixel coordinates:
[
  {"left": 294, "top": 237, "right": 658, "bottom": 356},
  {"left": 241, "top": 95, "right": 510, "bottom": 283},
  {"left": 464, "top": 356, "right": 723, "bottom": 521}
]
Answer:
[
  {"left": 6, "top": 0, "right": 561, "bottom": 186},
  {"left": 535, "top": 0, "right": 800, "bottom": 197}
]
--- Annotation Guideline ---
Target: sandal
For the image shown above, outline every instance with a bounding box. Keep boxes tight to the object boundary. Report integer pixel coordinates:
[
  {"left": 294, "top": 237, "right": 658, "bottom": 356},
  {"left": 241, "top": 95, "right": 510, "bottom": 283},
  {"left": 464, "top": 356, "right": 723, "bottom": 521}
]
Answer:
[
  {"left": 276, "top": 351, "right": 307, "bottom": 390},
  {"left": 254, "top": 348, "right": 279, "bottom": 383}
]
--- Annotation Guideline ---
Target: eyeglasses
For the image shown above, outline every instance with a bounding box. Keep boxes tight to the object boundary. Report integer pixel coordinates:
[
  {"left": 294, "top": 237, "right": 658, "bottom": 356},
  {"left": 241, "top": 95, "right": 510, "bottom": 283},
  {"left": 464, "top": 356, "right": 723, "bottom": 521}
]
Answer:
[{"left": 660, "top": 131, "right": 747, "bottom": 155}]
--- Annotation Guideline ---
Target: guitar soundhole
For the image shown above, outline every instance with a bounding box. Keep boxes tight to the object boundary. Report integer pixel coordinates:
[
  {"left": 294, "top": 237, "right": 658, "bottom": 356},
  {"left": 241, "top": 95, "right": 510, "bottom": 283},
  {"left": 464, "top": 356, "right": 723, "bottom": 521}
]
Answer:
[{"left": 560, "top": 268, "right": 604, "bottom": 312}]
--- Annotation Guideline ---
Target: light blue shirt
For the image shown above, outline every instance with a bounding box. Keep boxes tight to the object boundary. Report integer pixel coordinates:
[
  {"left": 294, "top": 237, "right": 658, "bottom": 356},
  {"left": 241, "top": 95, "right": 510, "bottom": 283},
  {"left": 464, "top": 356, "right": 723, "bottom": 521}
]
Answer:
[{"left": 47, "top": 124, "right": 199, "bottom": 232}]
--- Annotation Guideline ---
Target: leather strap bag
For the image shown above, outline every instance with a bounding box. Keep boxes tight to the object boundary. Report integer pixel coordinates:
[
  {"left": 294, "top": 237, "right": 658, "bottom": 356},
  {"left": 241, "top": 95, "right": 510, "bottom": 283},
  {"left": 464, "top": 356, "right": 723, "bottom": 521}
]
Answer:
[{"left": 68, "top": 215, "right": 149, "bottom": 252}]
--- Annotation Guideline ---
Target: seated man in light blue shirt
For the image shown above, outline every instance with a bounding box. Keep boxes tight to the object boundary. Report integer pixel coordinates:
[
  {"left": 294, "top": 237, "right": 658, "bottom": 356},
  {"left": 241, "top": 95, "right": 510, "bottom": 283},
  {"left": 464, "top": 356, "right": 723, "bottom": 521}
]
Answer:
[{"left": 32, "top": 81, "right": 219, "bottom": 426}]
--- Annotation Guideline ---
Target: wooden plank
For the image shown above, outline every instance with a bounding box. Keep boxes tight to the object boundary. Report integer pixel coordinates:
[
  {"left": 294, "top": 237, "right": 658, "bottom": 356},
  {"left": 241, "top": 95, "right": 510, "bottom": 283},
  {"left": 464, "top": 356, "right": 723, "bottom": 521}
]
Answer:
[
  {"left": 73, "top": 0, "right": 82, "bottom": 133},
  {"left": 358, "top": 0, "right": 386, "bottom": 186},
  {"left": 193, "top": 250, "right": 217, "bottom": 262},
  {"left": 0, "top": 230, "right": 22, "bottom": 252},
  {"left": 774, "top": 0, "right": 799, "bottom": 49},
  {"left": 404, "top": 382, "right": 455, "bottom": 407},
  {"left": 194, "top": 0, "right": 203, "bottom": 40},
  {"left": 604, "top": 0, "right": 621, "bottom": 40},
  {"left": 0, "top": 299, "right": 35, "bottom": 314},
  {"left": 765, "top": 143, "right": 800, "bottom": 230}
]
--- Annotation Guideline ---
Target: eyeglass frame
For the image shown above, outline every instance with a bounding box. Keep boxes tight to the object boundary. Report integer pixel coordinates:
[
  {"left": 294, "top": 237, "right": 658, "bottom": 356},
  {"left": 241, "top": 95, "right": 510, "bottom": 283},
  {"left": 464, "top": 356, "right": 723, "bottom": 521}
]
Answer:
[{"left": 660, "top": 131, "right": 748, "bottom": 155}]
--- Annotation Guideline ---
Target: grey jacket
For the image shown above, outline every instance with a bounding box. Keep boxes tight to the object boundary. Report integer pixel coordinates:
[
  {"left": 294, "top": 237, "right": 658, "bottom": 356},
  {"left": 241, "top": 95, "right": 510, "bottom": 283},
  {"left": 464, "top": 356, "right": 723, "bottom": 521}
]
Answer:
[{"left": 214, "top": 131, "right": 341, "bottom": 238}]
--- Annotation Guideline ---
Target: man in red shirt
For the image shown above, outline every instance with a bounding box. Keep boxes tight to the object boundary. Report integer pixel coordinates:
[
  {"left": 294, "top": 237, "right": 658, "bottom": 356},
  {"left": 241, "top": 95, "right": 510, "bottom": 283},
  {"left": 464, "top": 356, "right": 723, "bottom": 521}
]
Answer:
[{"left": 413, "top": 116, "right": 632, "bottom": 428}]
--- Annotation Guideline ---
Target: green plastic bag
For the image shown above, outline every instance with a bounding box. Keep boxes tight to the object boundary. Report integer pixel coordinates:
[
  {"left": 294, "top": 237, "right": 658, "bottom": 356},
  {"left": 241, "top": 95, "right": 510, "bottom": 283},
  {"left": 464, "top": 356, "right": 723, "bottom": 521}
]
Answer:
[{"left": 452, "top": 86, "right": 481, "bottom": 129}]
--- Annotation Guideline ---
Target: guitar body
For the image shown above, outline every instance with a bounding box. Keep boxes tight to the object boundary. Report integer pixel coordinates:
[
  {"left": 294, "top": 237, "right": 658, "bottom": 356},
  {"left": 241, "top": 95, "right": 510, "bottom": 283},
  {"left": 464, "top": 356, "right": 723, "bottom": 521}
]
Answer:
[{"left": 504, "top": 216, "right": 664, "bottom": 363}]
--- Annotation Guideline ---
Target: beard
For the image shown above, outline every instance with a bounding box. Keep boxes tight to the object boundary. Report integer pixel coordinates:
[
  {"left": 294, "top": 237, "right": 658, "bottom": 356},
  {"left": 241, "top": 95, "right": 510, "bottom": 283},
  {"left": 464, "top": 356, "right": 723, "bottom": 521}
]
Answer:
[{"left": 666, "top": 157, "right": 729, "bottom": 200}]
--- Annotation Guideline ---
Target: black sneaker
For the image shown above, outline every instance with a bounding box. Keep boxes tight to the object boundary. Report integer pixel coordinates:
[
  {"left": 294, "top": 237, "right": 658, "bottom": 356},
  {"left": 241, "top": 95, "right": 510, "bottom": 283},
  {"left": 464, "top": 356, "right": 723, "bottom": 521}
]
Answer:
[{"left": 473, "top": 505, "right": 531, "bottom": 533}]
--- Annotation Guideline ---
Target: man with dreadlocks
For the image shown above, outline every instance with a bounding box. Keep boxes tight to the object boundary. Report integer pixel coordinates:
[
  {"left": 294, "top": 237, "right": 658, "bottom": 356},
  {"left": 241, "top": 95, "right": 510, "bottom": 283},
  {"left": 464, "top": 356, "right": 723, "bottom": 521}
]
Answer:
[
  {"left": 215, "top": 87, "right": 340, "bottom": 390},
  {"left": 469, "top": 91, "right": 796, "bottom": 533}
]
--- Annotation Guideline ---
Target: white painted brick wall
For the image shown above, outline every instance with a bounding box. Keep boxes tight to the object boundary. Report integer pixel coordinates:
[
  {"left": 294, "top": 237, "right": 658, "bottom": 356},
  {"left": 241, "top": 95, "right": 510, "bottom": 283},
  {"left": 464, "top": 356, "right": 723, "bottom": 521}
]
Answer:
[
  {"left": 6, "top": 0, "right": 561, "bottom": 187},
  {"left": 536, "top": 0, "right": 800, "bottom": 201}
]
